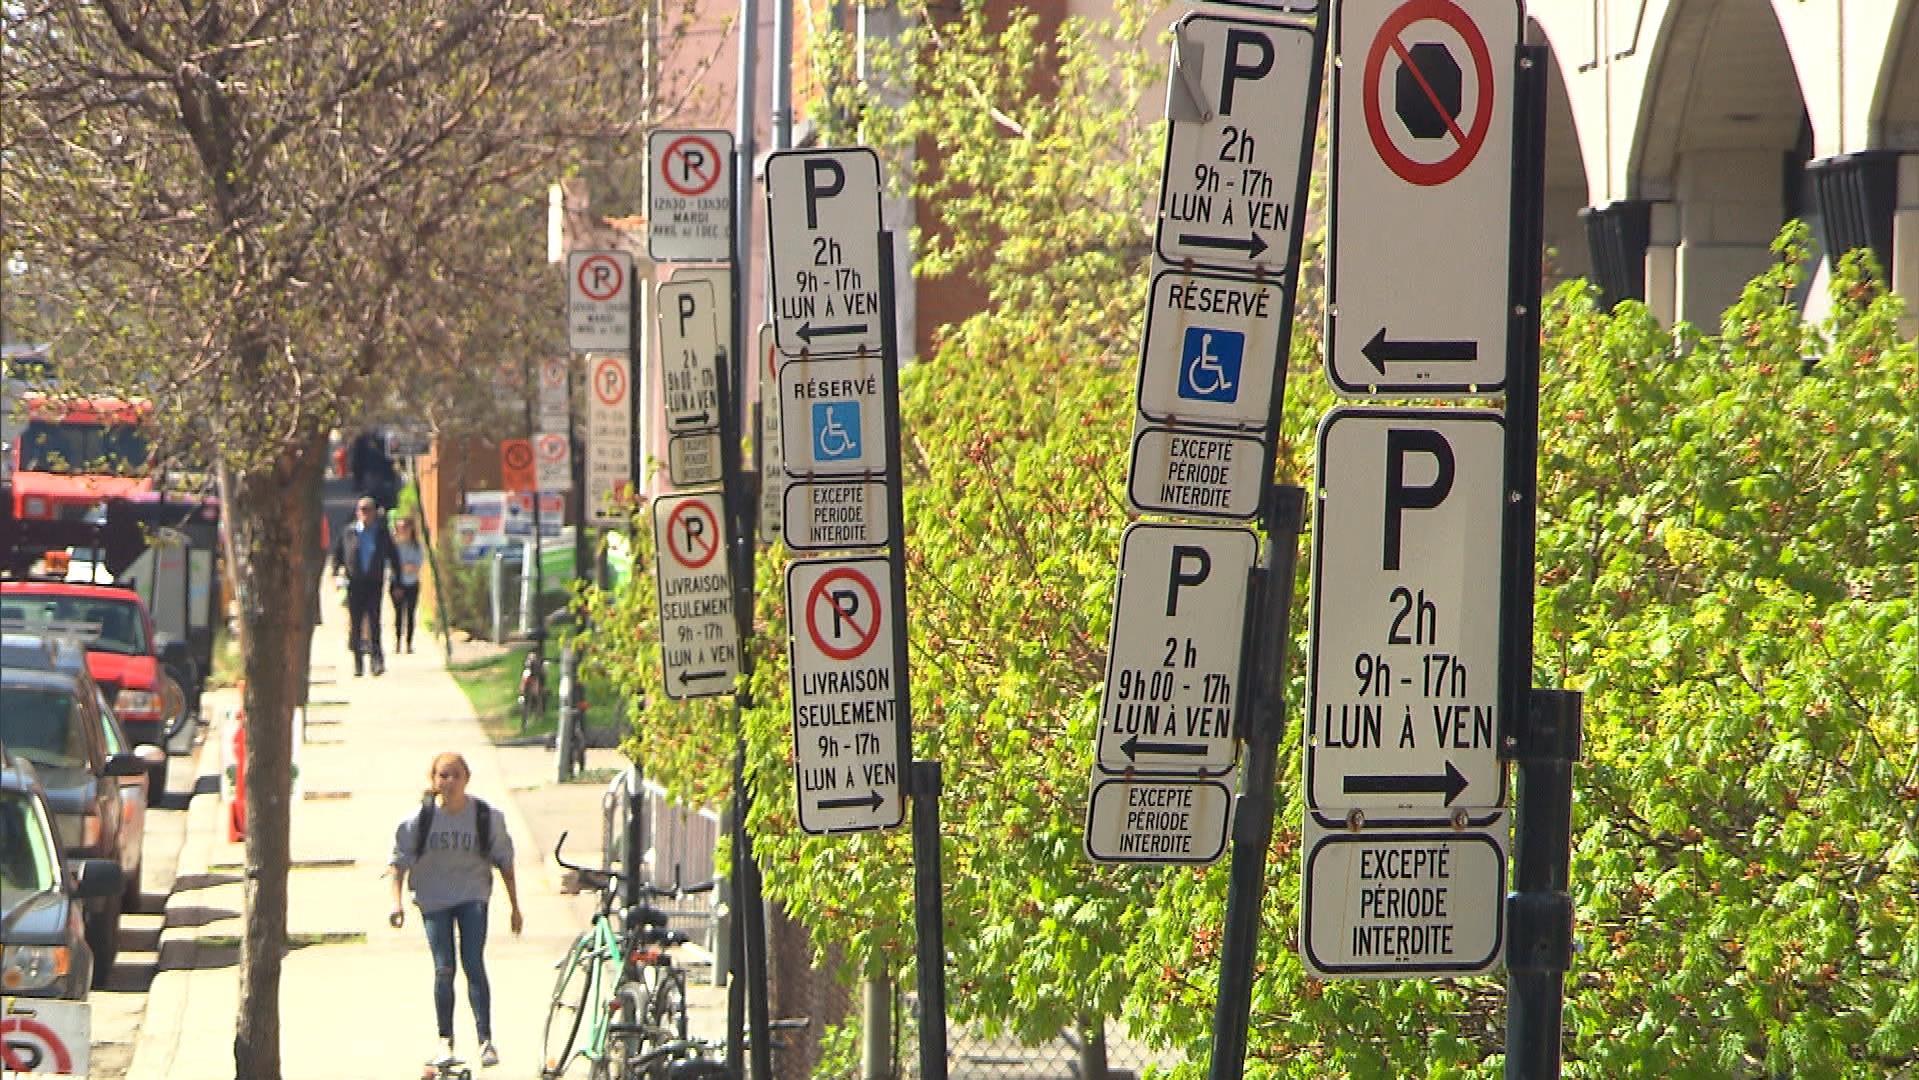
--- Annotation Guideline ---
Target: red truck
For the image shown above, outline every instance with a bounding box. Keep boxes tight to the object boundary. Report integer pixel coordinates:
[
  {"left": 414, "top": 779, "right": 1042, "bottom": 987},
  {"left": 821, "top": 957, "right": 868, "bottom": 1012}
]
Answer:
[
  {"left": 8, "top": 393, "right": 154, "bottom": 524},
  {"left": 0, "top": 581, "right": 177, "bottom": 766}
]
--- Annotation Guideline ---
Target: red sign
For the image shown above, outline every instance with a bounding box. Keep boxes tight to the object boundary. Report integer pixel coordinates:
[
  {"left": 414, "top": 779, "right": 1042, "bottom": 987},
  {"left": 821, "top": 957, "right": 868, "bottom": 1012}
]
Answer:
[
  {"left": 500, "top": 439, "right": 535, "bottom": 493},
  {"left": 664, "top": 498, "right": 721, "bottom": 569},
  {"left": 593, "top": 355, "right": 627, "bottom": 407},
  {"left": 574, "top": 253, "right": 626, "bottom": 302},
  {"left": 1362, "top": 0, "right": 1494, "bottom": 187},
  {"left": 803, "top": 567, "right": 883, "bottom": 661},
  {"left": 661, "top": 134, "right": 725, "bottom": 196},
  {"left": 2, "top": 1015, "right": 77, "bottom": 1073}
]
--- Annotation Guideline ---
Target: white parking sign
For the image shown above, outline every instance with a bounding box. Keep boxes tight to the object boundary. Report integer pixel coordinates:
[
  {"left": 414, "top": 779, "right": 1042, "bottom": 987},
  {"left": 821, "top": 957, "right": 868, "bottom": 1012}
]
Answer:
[{"left": 785, "top": 555, "right": 905, "bottom": 834}]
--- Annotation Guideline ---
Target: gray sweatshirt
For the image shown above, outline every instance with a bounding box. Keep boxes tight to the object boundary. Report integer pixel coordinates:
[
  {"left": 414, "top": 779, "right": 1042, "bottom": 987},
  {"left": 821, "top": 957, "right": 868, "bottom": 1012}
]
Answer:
[{"left": 390, "top": 799, "right": 514, "bottom": 913}]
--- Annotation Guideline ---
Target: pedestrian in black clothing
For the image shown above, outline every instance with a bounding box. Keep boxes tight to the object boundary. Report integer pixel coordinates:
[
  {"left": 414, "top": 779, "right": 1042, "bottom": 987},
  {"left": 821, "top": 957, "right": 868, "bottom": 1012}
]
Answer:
[
  {"left": 390, "top": 517, "right": 426, "bottom": 654},
  {"left": 332, "top": 496, "right": 403, "bottom": 676}
]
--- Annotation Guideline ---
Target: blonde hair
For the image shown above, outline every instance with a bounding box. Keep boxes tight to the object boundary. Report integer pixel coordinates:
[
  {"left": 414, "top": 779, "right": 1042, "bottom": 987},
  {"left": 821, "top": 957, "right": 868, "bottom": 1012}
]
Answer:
[{"left": 423, "top": 752, "right": 471, "bottom": 801}]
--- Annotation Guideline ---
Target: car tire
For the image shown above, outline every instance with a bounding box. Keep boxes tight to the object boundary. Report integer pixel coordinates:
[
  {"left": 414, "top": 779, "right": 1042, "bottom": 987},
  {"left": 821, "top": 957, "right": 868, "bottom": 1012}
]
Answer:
[{"left": 87, "top": 894, "right": 122, "bottom": 985}]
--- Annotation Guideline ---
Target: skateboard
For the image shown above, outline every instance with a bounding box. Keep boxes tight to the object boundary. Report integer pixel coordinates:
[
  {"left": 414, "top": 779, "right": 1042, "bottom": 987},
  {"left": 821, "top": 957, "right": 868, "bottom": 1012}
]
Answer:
[{"left": 420, "top": 1055, "right": 472, "bottom": 1080}]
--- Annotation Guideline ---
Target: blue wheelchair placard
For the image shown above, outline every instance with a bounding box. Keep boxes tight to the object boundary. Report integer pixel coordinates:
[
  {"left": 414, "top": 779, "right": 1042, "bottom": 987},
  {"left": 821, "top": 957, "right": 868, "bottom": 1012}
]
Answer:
[
  {"left": 1179, "top": 327, "right": 1244, "bottom": 404},
  {"left": 812, "top": 401, "right": 863, "bottom": 462},
  {"left": 1136, "top": 270, "right": 1286, "bottom": 430}
]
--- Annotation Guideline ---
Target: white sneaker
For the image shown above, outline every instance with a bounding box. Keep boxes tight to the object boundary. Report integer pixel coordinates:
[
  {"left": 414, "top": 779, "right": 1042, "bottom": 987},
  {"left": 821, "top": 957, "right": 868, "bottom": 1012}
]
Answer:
[
  {"left": 428, "top": 1038, "right": 457, "bottom": 1066},
  {"left": 479, "top": 1041, "right": 499, "bottom": 1067}
]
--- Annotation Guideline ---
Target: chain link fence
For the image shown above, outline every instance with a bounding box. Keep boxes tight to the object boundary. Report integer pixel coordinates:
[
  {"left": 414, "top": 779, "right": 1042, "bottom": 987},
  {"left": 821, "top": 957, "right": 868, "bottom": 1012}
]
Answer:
[{"left": 896, "top": 997, "right": 1181, "bottom": 1080}]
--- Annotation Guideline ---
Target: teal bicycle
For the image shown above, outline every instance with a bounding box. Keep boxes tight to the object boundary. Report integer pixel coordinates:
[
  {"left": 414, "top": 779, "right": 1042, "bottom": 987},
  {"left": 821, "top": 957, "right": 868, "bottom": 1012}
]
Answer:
[{"left": 541, "top": 833, "right": 709, "bottom": 1079}]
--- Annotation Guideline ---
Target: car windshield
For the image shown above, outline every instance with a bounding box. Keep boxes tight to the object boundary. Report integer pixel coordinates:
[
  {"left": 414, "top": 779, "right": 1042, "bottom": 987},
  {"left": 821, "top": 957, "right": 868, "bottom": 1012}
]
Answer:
[
  {"left": 0, "top": 686, "right": 87, "bottom": 768},
  {"left": 0, "top": 595, "right": 147, "bottom": 655},
  {"left": 18, "top": 419, "right": 150, "bottom": 476},
  {"left": 0, "top": 790, "right": 59, "bottom": 907}
]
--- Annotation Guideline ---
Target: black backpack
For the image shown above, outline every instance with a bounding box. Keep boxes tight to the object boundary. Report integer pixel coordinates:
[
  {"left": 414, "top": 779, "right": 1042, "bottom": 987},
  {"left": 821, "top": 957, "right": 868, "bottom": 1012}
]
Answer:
[{"left": 413, "top": 797, "right": 493, "bottom": 859}]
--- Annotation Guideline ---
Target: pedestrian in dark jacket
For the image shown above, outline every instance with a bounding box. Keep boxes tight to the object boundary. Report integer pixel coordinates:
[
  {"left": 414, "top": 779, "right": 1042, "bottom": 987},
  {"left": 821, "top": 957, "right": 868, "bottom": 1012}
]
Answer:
[{"left": 332, "top": 496, "right": 403, "bottom": 676}]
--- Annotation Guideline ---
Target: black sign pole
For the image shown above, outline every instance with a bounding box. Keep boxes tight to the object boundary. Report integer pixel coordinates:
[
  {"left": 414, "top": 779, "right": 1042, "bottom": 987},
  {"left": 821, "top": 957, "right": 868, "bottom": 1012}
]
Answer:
[
  {"left": 876, "top": 227, "right": 947, "bottom": 1080},
  {"left": 524, "top": 359, "right": 546, "bottom": 684},
  {"left": 624, "top": 274, "right": 645, "bottom": 918},
  {"left": 727, "top": 28, "right": 775, "bottom": 1070},
  {"left": 1205, "top": 14, "right": 1326, "bottom": 1080},
  {"left": 1500, "top": 44, "right": 1581, "bottom": 1080}
]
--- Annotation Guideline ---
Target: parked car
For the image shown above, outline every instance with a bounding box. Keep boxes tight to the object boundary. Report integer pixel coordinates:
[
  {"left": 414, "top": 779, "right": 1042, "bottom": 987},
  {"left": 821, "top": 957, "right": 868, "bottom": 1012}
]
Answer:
[
  {"left": 0, "top": 580, "right": 185, "bottom": 782},
  {"left": 0, "top": 668, "right": 143, "bottom": 979},
  {"left": 1, "top": 750, "right": 121, "bottom": 999},
  {"left": 1, "top": 631, "right": 162, "bottom": 907}
]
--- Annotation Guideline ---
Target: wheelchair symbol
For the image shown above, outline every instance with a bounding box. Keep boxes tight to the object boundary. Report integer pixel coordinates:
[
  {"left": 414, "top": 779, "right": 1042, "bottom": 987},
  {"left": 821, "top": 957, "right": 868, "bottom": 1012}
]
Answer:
[
  {"left": 812, "top": 401, "right": 862, "bottom": 462},
  {"left": 1178, "top": 327, "right": 1245, "bottom": 404}
]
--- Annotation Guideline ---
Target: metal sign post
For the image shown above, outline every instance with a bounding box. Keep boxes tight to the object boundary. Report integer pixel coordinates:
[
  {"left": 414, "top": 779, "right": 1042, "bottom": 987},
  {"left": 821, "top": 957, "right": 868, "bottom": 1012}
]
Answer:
[
  {"left": 1501, "top": 44, "right": 1579, "bottom": 1080},
  {"left": 877, "top": 229, "right": 947, "bottom": 1080},
  {"left": 724, "top": 25, "right": 773, "bottom": 1072}
]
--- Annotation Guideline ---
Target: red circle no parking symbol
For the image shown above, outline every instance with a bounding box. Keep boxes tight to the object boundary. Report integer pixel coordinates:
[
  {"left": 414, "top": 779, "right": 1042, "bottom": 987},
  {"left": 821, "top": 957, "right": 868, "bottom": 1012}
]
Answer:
[
  {"left": 1363, "top": 0, "right": 1495, "bottom": 187},
  {"left": 575, "top": 253, "right": 626, "bottom": 302},
  {"left": 2, "top": 1016, "right": 76, "bottom": 1073},
  {"left": 804, "top": 567, "right": 882, "bottom": 662},
  {"left": 593, "top": 356, "right": 627, "bottom": 406},
  {"left": 665, "top": 499, "right": 721, "bottom": 570},
  {"left": 662, "top": 135, "right": 724, "bottom": 197}
]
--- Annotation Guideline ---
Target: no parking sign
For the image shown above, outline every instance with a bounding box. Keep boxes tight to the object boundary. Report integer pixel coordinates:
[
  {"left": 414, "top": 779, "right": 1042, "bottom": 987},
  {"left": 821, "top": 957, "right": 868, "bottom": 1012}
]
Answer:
[
  {"left": 3, "top": 999, "right": 89, "bottom": 1076},
  {"left": 785, "top": 555, "right": 904, "bottom": 834},
  {"left": 652, "top": 493, "right": 739, "bottom": 699},
  {"left": 1327, "top": 0, "right": 1518, "bottom": 395}
]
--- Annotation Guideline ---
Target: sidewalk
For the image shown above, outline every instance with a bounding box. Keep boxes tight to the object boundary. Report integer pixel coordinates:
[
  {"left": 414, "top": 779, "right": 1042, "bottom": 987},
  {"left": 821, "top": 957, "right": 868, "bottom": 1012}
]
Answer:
[{"left": 128, "top": 631, "right": 725, "bottom": 1080}]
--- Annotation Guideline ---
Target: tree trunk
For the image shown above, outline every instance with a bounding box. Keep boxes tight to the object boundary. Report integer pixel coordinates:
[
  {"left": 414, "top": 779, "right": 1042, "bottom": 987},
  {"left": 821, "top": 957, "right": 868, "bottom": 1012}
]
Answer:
[
  {"left": 1074, "top": 1014, "right": 1109, "bottom": 1080},
  {"left": 230, "top": 429, "right": 328, "bottom": 1080}
]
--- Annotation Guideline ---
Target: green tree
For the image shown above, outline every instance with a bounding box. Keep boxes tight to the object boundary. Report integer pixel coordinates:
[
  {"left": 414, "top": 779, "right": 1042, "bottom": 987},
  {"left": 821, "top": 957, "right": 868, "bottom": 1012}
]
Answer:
[
  {"left": 578, "top": 3, "right": 1918, "bottom": 1076},
  {"left": 1115, "top": 233, "right": 1917, "bottom": 1078},
  {"left": 2, "top": 4, "right": 698, "bottom": 1075}
]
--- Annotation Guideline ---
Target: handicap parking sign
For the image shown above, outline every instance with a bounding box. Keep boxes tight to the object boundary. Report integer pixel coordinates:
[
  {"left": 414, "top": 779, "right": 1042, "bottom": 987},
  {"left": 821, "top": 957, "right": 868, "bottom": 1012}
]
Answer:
[
  {"left": 812, "top": 401, "right": 862, "bottom": 462},
  {"left": 1179, "top": 327, "right": 1244, "bottom": 404}
]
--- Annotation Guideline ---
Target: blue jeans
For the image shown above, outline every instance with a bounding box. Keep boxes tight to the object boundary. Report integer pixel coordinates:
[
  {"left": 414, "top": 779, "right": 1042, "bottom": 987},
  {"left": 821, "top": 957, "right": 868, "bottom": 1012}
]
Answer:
[{"left": 421, "top": 901, "right": 491, "bottom": 1041}]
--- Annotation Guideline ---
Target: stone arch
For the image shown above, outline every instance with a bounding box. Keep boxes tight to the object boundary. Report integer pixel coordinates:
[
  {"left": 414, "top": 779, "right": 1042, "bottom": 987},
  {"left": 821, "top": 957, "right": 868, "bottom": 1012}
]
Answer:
[
  {"left": 1876, "top": 1, "right": 1919, "bottom": 147},
  {"left": 1526, "top": 19, "right": 1594, "bottom": 287},
  {"left": 1630, "top": 1, "right": 1812, "bottom": 323}
]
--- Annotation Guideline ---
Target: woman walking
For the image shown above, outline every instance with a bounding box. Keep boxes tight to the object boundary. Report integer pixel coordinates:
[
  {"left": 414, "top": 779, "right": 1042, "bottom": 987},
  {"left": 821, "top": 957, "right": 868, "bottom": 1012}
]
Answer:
[
  {"left": 391, "top": 517, "right": 426, "bottom": 654},
  {"left": 389, "top": 752, "right": 523, "bottom": 1068}
]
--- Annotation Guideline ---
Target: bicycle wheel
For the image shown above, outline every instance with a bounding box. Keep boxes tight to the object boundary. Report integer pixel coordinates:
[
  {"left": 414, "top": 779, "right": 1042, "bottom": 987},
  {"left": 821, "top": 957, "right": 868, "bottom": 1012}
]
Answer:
[
  {"left": 645, "top": 968, "right": 689, "bottom": 1043},
  {"left": 541, "top": 937, "right": 596, "bottom": 1078},
  {"left": 602, "top": 984, "right": 648, "bottom": 1080}
]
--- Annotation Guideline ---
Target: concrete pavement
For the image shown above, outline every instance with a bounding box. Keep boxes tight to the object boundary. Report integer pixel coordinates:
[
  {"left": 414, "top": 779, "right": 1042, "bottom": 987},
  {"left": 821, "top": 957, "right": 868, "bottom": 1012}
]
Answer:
[{"left": 127, "top": 632, "right": 724, "bottom": 1080}]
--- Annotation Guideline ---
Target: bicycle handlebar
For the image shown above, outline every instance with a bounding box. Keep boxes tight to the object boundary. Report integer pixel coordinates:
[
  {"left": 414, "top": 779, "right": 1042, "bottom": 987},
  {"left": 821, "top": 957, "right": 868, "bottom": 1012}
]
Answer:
[
  {"left": 552, "top": 830, "right": 622, "bottom": 888},
  {"left": 553, "top": 833, "right": 719, "bottom": 903}
]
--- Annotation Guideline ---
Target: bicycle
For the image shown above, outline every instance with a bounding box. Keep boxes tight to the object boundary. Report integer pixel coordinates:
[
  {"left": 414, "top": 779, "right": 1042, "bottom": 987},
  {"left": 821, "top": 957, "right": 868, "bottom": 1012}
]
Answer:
[
  {"left": 620, "top": 1018, "right": 812, "bottom": 1080},
  {"left": 554, "top": 640, "right": 588, "bottom": 783},
  {"left": 519, "top": 645, "right": 548, "bottom": 733},
  {"left": 542, "top": 832, "right": 712, "bottom": 1079}
]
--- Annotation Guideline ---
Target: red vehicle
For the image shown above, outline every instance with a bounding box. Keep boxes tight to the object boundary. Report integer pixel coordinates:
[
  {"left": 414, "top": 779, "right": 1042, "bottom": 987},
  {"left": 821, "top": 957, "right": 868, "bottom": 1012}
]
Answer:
[
  {"left": 8, "top": 394, "right": 154, "bottom": 523},
  {"left": 0, "top": 581, "right": 172, "bottom": 755}
]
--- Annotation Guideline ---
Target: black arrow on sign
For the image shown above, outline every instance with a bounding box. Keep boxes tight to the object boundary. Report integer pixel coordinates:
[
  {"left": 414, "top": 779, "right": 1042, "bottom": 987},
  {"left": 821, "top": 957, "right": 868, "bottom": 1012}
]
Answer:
[
  {"left": 1362, "top": 329, "right": 1479, "bottom": 375},
  {"left": 678, "top": 411, "right": 712, "bottom": 428},
  {"left": 1176, "top": 231, "right": 1269, "bottom": 260},
  {"left": 798, "top": 321, "right": 869, "bottom": 344},
  {"left": 1121, "top": 734, "right": 1209, "bottom": 760},
  {"left": 1342, "top": 761, "right": 1469, "bottom": 805},
  {"left": 678, "top": 668, "right": 728, "bottom": 686},
  {"left": 818, "top": 790, "right": 884, "bottom": 812}
]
